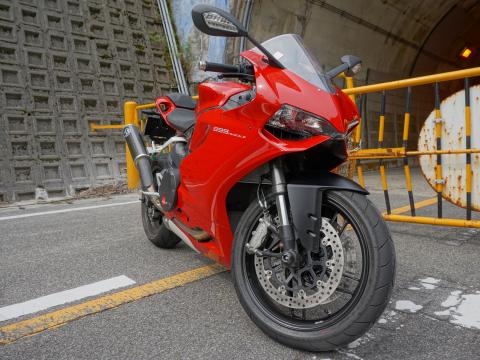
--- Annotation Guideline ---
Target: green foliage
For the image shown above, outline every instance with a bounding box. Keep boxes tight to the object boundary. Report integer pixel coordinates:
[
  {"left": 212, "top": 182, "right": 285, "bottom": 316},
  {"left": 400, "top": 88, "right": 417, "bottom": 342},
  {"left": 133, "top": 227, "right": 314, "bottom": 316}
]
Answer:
[{"left": 149, "top": 32, "right": 163, "bottom": 44}]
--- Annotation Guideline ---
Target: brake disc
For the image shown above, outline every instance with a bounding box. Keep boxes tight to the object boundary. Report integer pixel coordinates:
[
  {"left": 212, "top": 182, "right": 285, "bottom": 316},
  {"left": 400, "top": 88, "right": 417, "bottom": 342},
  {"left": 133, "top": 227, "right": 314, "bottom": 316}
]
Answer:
[{"left": 254, "top": 218, "right": 344, "bottom": 309}]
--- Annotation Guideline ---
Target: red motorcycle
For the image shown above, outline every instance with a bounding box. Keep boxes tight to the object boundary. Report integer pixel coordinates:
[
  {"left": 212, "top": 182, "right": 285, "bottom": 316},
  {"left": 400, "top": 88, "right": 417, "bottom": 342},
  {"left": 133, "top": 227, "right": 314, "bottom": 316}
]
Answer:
[{"left": 124, "top": 4, "right": 395, "bottom": 351}]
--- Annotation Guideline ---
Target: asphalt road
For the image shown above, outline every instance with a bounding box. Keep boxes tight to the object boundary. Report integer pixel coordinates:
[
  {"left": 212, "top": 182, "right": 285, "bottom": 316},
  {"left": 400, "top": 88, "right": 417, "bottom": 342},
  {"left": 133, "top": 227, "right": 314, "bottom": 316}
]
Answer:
[{"left": 1, "top": 168, "right": 479, "bottom": 359}]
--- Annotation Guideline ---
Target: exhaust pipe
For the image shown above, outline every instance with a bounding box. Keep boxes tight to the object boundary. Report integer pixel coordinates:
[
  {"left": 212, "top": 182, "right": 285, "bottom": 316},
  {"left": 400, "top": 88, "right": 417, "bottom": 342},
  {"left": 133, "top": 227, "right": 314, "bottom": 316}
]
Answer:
[
  {"left": 123, "top": 124, "right": 154, "bottom": 190},
  {"left": 123, "top": 124, "right": 153, "bottom": 190},
  {"left": 163, "top": 218, "right": 200, "bottom": 253},
  {"left": 123, "top": 125, "right": 163, "bottom": 209}
]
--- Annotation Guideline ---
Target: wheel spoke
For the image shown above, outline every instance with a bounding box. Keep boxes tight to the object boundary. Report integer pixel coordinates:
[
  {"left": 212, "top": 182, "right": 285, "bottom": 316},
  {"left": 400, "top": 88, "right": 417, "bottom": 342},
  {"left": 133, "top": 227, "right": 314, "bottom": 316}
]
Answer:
[
  {"left": 330, "top": 211, "right": 340, "bottom": 224},
  {"left": 267, "top": 237, "right": 281, "bottom": 251},
  {"left": 330, "top": 212, "right": 349, "bottom": 234},
  {"left": 338, "top": 221, "right": 349, "bottom": 237},
  {"left": 335, "top": 286, "right": 354, "bottom": 295},
  {"left": 285, "top": 272, "right": 294, "bottom": 284},
  {"left": 342, "top": 272, "right": 360, "bottom": 282}
]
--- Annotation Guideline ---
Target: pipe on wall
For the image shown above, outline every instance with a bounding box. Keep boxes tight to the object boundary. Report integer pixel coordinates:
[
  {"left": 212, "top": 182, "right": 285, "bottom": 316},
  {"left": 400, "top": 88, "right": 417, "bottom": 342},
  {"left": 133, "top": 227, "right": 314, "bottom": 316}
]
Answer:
[{"left": 157, "top": 0, "right": 190, "bottom": 94}]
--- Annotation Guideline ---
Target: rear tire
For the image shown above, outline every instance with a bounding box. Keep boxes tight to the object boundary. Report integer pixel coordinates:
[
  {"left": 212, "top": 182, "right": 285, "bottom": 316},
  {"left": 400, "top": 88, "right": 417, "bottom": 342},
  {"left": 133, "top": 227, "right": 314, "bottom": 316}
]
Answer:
[
  {"left": 141, "top": 197, "right": 180, "bottom": 249},
  {"left": 231, "top": 190, "right": 395, "bottom": 351}
]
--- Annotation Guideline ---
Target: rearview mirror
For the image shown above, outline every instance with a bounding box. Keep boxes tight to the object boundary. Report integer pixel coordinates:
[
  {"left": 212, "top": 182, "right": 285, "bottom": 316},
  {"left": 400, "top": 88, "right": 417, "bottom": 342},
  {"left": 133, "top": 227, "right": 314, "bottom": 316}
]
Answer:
[
  {"left": 191, "top": 4, "right": 284, "bottom": 69},
  {"left": 192, "top": 4, "right": 247, "bottom": 37},
  {"left": 341, "top": 55, "right": 362, "bottom": 76},
  {"left": 326, "top": 55, "right": 362, "bottom": 79}
]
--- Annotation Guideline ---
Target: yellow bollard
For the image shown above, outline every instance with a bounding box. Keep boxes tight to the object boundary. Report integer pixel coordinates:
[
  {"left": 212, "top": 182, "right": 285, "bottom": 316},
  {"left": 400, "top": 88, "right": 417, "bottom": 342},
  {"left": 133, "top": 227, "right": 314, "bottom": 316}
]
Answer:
[{"left": 124, "top": 101, "right": 141, "bottom": 189}]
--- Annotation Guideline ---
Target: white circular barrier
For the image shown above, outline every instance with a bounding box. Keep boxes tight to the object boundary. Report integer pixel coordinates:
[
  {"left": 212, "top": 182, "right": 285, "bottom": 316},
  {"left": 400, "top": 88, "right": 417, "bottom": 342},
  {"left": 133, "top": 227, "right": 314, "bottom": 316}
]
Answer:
[{"left": 418, "top": 85, "right": 480, "bottom": 210}]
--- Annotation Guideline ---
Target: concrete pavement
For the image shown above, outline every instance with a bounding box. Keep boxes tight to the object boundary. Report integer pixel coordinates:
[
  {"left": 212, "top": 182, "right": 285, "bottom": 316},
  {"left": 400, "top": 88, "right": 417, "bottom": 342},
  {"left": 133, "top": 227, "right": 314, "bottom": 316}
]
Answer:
[{"left": 0, "top": 168, "right": 479, "bottom": 359}]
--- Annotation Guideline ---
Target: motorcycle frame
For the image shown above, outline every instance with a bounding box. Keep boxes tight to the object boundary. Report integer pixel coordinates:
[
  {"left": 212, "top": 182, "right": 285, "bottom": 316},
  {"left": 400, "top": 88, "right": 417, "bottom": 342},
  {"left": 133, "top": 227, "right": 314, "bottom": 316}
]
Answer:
[{"left": 155, "top": 50, "right": 365, "bottom": 268}]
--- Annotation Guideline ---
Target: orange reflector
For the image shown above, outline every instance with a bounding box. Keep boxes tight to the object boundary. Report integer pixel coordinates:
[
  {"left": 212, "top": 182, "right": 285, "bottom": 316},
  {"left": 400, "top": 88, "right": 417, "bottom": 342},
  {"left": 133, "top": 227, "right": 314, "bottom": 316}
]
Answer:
[{"left": 460, "top": 47, "right": 472, "bottom": 59}]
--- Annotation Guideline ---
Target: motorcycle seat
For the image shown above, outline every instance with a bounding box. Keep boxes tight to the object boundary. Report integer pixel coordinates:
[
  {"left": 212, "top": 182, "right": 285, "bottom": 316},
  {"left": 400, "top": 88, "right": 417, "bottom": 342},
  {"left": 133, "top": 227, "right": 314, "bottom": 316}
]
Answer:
[
  {"left": 162, "top": 93, "right": 197, "bottom": 133},
  {"left": 166, "top": 108, "right": 196, "bottom": 132},
  {"left": 166, "top": 93, "right": 197, "bottom": 110}
]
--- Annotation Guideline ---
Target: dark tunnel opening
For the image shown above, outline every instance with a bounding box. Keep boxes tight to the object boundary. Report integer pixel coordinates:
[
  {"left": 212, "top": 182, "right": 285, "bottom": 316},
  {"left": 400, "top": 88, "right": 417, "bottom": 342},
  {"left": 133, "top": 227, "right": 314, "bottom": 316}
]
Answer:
[{"left": 237, "top": 0, "right": 480, "bottom": 155}]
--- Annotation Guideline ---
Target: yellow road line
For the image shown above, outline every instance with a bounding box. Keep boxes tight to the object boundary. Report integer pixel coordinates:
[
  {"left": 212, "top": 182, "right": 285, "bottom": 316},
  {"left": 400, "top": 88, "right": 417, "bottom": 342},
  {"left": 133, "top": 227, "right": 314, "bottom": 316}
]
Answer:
[
  {"left": 385, "top": 197, "right": 437, "bottom": 215},
  {"left": 0, "top": 264, "right": 225, "bottom": 345}
]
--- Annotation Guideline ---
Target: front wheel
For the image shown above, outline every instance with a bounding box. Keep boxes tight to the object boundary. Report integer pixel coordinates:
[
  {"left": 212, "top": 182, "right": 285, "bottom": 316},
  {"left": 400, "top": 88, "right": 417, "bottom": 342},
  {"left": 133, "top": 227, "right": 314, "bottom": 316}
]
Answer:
[{"left": 231, "top": 190, "right": 395, "bottom": 351}]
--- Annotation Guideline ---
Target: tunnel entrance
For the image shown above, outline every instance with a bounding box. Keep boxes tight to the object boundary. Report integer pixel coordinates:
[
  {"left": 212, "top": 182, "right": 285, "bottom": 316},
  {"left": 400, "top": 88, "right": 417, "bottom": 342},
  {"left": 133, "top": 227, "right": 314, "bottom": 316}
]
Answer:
[{"left": 240, "top": 0, "right": 480, "bottom": 156}]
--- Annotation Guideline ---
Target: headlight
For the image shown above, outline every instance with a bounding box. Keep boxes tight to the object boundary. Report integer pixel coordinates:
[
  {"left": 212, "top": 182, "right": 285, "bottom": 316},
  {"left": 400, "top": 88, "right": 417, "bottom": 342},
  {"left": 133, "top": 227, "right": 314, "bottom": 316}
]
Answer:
[{"left": 265, "top": 105, "right": 341, "bottom": 140}]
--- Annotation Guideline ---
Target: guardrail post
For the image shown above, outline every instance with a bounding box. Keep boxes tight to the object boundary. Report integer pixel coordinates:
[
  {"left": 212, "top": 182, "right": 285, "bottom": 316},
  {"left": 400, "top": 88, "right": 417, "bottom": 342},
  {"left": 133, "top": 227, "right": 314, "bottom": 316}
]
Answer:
[
  {"left": 434, "top": 83, "right": 443, "bottom": 218},
  {"left": 403, "top": 87, "right": 415, "bottom": 216},
  {"left": 464, "top": 78, "right": 472, "bottom": 220},
  {"left": 345, "top": 76, "right": 365, "bottom": 186},
  {"left": 124, "top": 101, "right": 140, "bottom": 189},
  {"left": 378, "top": 91, "right": 391, "bottom": 214}
]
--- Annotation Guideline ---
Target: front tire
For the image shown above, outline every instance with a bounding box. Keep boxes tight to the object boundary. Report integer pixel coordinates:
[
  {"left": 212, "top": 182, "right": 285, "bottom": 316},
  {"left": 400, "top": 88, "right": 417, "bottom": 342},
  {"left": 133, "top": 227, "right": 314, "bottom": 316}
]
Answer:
[
  {"left": 141, "top": 196, "right": 180, "bottom": 249},
  {"left": 231, "top": 190, "right": 395, "bottom": 351}
]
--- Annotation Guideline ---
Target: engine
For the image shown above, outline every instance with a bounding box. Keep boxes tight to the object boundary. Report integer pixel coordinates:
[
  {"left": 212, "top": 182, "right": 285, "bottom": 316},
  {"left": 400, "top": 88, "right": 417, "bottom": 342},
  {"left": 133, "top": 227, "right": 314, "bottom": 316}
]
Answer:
[
  {"left": 124, "top": 110, "right": 188, "bottom": 213},
  {"left": 143, "top": 110, "right": 187, "bottom": 212},
  {"left": 153, "top": 142, "right": 187, "bottom": 211}
]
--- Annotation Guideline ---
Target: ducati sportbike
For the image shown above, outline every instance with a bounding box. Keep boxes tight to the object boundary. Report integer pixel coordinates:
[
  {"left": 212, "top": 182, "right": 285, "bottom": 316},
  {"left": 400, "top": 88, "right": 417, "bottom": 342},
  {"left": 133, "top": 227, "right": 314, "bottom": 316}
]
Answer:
[{"left": 124, "top": 5, "right": 395, "bottom": 351}]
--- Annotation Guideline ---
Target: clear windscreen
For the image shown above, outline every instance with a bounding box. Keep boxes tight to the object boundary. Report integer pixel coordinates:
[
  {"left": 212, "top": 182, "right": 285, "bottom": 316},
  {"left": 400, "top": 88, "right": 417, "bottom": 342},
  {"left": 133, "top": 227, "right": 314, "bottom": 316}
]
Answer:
[{"left": 255, "top": 34, "right": 331, "bottom": 92}]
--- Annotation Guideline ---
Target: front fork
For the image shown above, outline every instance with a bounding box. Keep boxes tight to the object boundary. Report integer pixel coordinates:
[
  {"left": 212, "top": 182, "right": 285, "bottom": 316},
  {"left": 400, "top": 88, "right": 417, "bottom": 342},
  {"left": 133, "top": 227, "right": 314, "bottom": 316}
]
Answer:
[{"left": 270, "top": 159, "right": 298, "bottom": 266}]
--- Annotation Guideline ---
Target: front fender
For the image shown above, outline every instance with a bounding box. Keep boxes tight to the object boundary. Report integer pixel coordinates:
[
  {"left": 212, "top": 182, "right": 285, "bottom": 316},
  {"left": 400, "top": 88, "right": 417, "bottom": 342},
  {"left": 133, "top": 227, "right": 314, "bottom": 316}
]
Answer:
[{"left": 287, "top": 172, "right": 368, "bottom": 251}]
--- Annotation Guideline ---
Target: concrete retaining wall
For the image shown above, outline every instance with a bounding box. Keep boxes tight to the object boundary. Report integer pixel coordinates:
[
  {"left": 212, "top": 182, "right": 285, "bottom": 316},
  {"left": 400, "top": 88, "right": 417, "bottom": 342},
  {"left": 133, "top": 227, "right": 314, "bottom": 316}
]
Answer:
[{"left": 0, "top": 0, "right": 173, "bottom": 202}]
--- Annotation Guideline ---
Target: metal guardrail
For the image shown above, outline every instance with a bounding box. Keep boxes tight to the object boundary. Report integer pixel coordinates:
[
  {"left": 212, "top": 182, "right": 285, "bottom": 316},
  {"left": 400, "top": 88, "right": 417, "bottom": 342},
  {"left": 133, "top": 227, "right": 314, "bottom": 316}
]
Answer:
[
  {"left": 89, "top": 124, "right": 124, "bottom": 131},
  {"left": 344, "top": 67, "right": 480, "bottom": 228}
]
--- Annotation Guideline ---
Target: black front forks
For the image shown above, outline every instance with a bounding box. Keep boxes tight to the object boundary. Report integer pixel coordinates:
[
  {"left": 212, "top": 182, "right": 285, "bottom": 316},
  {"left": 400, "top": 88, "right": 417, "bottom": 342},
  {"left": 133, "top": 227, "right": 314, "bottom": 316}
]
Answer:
[{"left": 270, "top": 159, "right": 297, "bottom": 266}]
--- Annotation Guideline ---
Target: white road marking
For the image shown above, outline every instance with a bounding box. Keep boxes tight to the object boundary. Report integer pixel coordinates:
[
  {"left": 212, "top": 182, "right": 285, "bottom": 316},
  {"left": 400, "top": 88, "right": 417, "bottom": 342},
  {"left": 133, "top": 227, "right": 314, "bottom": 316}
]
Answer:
[
  {"left": 0, "top": 200, "right": 138, "bottom": 221},
  {"left": 0, "top": 275, "right": 136, "bottom": 321}
]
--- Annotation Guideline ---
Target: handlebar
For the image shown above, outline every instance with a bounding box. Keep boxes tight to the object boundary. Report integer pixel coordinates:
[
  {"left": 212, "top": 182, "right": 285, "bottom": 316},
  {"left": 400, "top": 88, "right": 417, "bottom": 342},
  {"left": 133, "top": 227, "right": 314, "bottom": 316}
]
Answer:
[
  {"left": 199, "top": 61, "right": 239, "bottom": 73},
  {"left": 199, "top": 61, "right": 254, "bottom": 78}
]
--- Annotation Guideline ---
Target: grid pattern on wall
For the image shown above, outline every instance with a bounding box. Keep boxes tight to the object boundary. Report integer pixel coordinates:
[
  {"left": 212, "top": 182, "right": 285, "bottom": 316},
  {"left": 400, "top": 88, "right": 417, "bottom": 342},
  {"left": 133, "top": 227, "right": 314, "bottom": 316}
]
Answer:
[{"left": 0, "top": 0, "right": 173, "bottom": 202}]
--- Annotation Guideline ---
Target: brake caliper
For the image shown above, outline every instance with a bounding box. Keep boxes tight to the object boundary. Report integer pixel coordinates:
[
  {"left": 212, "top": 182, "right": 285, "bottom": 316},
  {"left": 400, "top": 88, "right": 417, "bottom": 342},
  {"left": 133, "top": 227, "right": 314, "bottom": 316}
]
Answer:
[{"left": 245, "top": 216, "right": 270, "bottom": 254}]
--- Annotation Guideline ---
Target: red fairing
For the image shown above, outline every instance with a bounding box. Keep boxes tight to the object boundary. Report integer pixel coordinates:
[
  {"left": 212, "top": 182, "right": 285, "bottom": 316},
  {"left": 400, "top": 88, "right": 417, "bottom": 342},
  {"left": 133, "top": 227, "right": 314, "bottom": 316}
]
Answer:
[
  {"left": 334, "top": 87, "right": 360, "bottom": 133},
  {"left": 161, "top": 50, "right": 359, "bottom": 267},
  {"left": 196, "top": 81, "right": 251, "bottom": 113}
]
